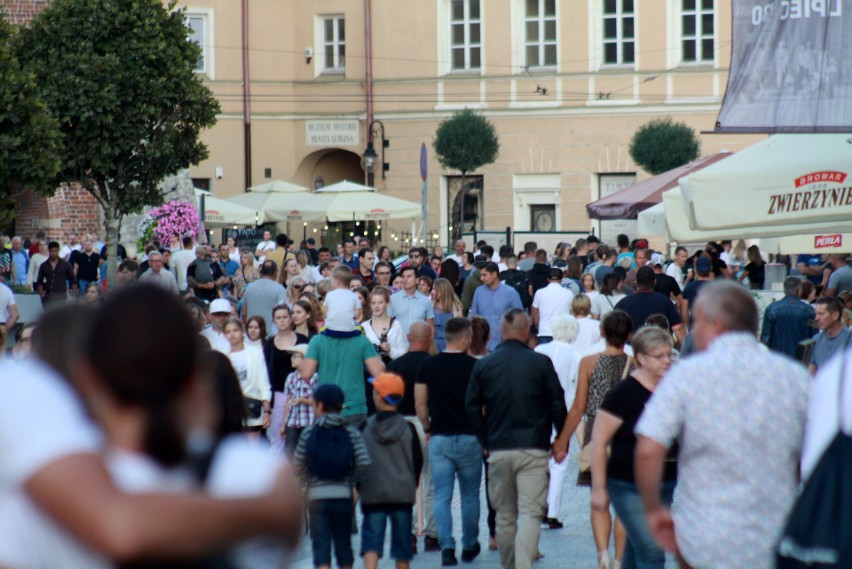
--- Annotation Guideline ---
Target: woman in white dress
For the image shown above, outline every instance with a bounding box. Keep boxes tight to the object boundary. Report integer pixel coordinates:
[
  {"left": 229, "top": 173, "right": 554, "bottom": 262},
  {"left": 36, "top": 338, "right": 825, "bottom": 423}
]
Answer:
[
  {"left": 363, "top": 286, "right": 406, "bottom": 362},
  {"left": 224, "top": 318, "right": 272, "bottom": 435}
]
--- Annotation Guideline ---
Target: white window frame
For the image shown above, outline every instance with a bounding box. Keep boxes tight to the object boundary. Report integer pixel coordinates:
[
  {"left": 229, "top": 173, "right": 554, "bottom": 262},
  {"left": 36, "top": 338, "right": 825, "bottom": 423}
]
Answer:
[
  {"left": 523, "top": 0, "right": 558, "bottom": 70},
  {"left": 601, "top": 0, "right": 635, "bottom": 68},
  {"left": 680, "top": 0, "right": 716, "bottom": 65},
  {"left": 315, "top": 15, "right": 346, "bottom": 76},
  {"left": 185, "top": 9, "right": 214, "bottom": 80},
  {"left": 449, "top": 0, "right": 482, "bottom": 73}
]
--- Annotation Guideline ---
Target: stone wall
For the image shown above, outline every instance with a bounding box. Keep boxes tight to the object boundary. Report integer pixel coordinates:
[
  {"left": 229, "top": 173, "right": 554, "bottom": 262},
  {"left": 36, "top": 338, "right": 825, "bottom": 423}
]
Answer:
[{"left": 13, "top": 184, "right": 102, "bottom": 243}]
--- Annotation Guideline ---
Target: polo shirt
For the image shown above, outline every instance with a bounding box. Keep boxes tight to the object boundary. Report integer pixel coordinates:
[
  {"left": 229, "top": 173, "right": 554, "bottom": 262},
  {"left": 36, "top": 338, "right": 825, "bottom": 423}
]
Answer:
[
  {"left": 389, "top": 290, "right": 434, "bottom": 334},
  {"left": 340, "top": 255, "right": 359, "bottom": 270},
  {"left": 470, "top": 282, "right": 523, "bottom": 351},
  {"left": 532, "top": 283, "right": 574, "bottom": 336},
  {"left": 614, "top": 289, "right": 681, "bottom": 330},
  {"left": 809, "top": 327, "right": 852, "bottom": 371},
  {"left": 306, "top": 333, "right": 378, "bottom": 417}
]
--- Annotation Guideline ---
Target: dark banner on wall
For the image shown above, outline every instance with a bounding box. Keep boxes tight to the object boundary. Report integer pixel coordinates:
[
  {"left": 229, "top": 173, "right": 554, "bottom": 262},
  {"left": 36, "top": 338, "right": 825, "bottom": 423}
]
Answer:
[{"left": 715, "top": 0, "right": 852, "bottom": 133}]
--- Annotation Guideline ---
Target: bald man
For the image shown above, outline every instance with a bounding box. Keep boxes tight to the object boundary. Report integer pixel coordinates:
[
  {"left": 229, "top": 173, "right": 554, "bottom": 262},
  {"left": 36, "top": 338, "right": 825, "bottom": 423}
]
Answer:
[
  {"left": 466, "top": 309, "right": 567, "bottom": 569},
  {"left": 386, "top": 321, "right": 439, "bottom": 550}
]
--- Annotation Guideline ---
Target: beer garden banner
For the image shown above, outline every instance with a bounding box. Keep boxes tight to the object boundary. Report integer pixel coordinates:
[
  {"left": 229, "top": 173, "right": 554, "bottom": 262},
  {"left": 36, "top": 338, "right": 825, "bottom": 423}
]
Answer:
[{"left": 716, "top": 0, "right": 852, "bottom": 132}]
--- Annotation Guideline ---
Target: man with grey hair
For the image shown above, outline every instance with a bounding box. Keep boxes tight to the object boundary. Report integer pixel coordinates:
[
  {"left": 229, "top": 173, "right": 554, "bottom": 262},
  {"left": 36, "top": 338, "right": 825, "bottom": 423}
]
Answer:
[
  {"left": 635, "top": 281, "right": 809, "bottom": 569},
  {"left": 760, "top": 276, "right": 816, "bottom": 358},
  {"left": 9, "top": 237, "right": 28, "bottom": 287},
  {"left": 466, "top": 309, "right": 567, "bottom": 569},
  {"left": 138, "top": 250, "right": 179, "bottom": 294},
  {"left": 446, "top": 240, "right": 467, "bottom": 266}
]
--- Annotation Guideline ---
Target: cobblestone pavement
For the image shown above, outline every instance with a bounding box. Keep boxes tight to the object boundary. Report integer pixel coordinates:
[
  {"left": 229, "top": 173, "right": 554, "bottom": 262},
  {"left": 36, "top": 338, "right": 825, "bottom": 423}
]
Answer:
[{"left": 289, "top": 448, "right": 609, "bottom": 568}]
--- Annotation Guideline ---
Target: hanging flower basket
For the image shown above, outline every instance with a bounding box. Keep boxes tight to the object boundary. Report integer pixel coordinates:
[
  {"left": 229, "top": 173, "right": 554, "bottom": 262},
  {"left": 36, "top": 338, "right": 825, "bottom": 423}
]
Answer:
[{"left": 137, "top": 200, "right": 199, "bottom": 252}]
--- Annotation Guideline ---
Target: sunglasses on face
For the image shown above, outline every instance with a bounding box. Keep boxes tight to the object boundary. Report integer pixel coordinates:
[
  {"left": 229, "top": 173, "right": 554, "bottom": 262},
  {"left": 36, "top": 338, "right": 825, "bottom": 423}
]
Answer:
[{"left": 294, "top": 284, "right": 303, "bottom": 290}]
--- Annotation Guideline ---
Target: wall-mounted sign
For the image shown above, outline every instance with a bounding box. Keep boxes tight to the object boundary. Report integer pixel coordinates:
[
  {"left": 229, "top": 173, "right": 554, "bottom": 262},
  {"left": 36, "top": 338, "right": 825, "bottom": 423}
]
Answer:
[{"left": 306, "top": 120, "right": 360, "bottom": 146}]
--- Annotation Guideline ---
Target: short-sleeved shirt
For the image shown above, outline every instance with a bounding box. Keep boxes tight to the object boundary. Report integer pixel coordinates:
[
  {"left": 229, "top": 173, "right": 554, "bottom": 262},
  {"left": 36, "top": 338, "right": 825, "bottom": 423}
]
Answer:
[
  {"left": 635, "top": 333, "right": 808, "bottom": 569},
  {"left": 614, "top": 290, "right": 681, "bottom": 330},
  {"left": 665, "top": 263, "right": 685, "bottom": 289},
  {"left": 797, "top": 254, "right": 824, "bottom": 284},
  {"left": 810, "top": 327, "right": 852, "bottom": 370},
  {"left": 652, "top": 272, "right": 681, "bottom": 300},
  {"left": 416, "top": 352, "right": 478, "bottom": 436},
  {"left": 744, "top": 262, "right": 766, "bottom": 289},
  {"left": 71, "top": 251, "right": 100, "bottom": 282},
  {"left": 681, "top": 279, "right": 709, "bottom": 324},
  {"left": 243, "top": 278, "right": 287, "bottom": 330},
  {"left": 0, "top": 285, "right": 15, "bottom": 322},
  {"left": 532, "top": 283, "right": 574, "bottom": 336},
  {"left": 470, "top": 283, "right": 523, "bottom": 351},
  {"left": 387, "top": 351, "right": 431, "bottom": 416},
  {"left": 827, "top": 265, "right": 852, "bottom": 294},
  {"left": 389, "top": 290, "right": 434, "bottom": 334},
  {"left": 324, "top": 288, "right": 361, "bottom": 332},
  {"left": 306, "top": 333, "right": 378, "bottom": 417},
  {"left": 599, "top": 376, "right": 677, "bottom": 483}
]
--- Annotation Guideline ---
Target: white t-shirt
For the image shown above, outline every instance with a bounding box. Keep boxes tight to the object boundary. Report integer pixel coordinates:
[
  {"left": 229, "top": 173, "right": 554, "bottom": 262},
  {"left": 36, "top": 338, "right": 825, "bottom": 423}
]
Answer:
[
  {"left": 201, "top": 327, "right": 230, "bottom": 354},
  {"left": 590, "top": 293, "right": 626, "bottom": 319},
  {"left": 532, "top": 283, "right": 574, "bottom": 337},
  {"left": 59, "top": 244, "right": 81, "bottom": 261},
  {"left": 171, "top": 249, "right": 196, "bottom": 291},
  {"left": 572, "top": 317, "right": 601, "bottom": 355},
  {"left": 323, "top": 288, "right": 360, "bottom": 332},
  {"left": 665, "top": 262, "right": 685, "bottom": 289},
  {"left": 0, "top": 284, "right": 15, "bottom": 322},
  {"left": 256, "top": 240, "right": 275, "bottom": 263}
]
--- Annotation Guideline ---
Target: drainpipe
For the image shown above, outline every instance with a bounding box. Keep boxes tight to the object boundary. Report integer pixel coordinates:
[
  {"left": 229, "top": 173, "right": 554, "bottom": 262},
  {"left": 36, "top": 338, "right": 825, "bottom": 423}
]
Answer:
[
  {"left": 364, "top": 0, "right": 373, "bottom": 142},
  {"left": 242, "top": 0, "right": 252, "bottom": 190}
]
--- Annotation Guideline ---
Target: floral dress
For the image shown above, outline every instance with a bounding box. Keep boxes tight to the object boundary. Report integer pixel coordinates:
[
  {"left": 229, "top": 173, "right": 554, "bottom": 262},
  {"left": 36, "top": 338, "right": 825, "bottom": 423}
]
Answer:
[
  {"left": 232, "top": 265, "right": 259, "bottom": 298},
  {"left": 578, "top": 352, "right": 631, "bottom": 486}
]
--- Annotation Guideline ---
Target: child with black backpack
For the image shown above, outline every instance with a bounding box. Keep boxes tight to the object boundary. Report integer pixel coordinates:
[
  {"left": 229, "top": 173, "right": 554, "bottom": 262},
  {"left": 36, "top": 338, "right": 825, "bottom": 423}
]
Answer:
[{"left": 294, "top": 384, "right": 371, "bottom": 569}]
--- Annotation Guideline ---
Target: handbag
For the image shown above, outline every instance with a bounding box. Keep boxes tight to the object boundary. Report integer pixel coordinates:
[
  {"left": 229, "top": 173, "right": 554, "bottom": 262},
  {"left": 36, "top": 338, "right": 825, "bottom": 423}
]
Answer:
[
  {"left": 245, "top": 397, "right": 263, "bottom": 419},
  {"left": 776, "top": 354, "right": 852, "bottom": 568}
]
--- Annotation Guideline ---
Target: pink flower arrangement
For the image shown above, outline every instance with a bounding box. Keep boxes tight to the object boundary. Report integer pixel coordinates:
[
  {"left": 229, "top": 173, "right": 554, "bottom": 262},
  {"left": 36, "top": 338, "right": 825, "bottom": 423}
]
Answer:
[{"left": 148, "top": 200, "right": 199, "bottom": 243}]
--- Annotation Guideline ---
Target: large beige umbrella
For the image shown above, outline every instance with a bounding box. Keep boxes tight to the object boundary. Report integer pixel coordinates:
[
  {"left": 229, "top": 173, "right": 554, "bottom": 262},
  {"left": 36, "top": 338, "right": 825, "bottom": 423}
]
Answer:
[
  {"left": 224, "top": 180, "right": 321, "bottom": 223},
  {"left": 310, "top": 180, "right": 421, "bottom": 222},
  {"left": 679, "top": 134, "right": 852, "bottom": 232},
  {"left": 195, "top": 189, "right": 257, "bottom": 227}
]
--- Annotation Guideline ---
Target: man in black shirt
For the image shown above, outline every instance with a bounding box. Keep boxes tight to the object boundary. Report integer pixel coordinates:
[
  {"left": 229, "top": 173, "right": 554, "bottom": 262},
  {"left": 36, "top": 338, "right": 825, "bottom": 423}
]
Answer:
[
  {"left": 72, "top": 237, "right": 102, "bottom": 294},
  {"left": 415, "top": 318, "right": 481, "bottom": 565},
  {"left": 615, "top": 266, "right": 685, "bottom": 343},
  {"left": 386, "top": 321, "right": 439, "bottom": 551},
  {"left": 681, "top": 256, "right": 714, "bottom": 328}
]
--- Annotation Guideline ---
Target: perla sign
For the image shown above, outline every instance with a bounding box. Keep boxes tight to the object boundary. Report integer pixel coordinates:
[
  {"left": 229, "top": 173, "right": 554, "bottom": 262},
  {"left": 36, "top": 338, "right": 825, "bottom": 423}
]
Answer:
[{"left": 306, "top": 120, "right": 359, "bottom": 147}]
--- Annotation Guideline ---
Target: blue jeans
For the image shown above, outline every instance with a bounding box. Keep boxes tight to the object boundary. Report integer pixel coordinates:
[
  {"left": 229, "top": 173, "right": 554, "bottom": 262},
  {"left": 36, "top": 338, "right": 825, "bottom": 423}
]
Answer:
[
  {"left": 607, "top": 479, "right": 676, "bottom": 569},
  {"left": 361, "top": 508, "right": 413, "bottom": 560},
  {"left": 309, "top": 498, "right": 354, "bottom": 567},
  {"left": 429, "top": 434, "right": 483, "bottom": 550}
]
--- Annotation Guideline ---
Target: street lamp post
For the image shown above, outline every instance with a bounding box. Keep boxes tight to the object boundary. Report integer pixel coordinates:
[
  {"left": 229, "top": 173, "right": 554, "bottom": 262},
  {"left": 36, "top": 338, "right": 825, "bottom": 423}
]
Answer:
[
  {"left": 361, "top": 141, "right": 377, "bottom": 187},
  {"left": 361, "top": 120, "right": 389, "bottom": 187}
]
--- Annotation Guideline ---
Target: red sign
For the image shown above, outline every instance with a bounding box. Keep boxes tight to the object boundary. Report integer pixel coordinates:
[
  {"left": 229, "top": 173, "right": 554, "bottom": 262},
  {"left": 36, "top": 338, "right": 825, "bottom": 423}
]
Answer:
[
  {"left": 815, "top": 234, "right": 842, "bottom": 249},
  {"left": 289, "top": 210, "right": 301, "bottom": 215},
  {"left": 370, "top": 208, "right": 386, "bottom": 213},
  {"left": 794, "top": 171, "right": 847, "bottom": 188}
]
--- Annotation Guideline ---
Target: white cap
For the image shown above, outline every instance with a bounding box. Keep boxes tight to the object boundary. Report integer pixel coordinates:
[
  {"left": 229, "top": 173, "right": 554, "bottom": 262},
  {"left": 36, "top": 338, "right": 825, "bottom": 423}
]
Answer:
[
  {"left": 285, "top": 344, "right": 309, "bottom": 356},
  {"left": 210, "top": 298, "right": 231, "bottom": 314}
]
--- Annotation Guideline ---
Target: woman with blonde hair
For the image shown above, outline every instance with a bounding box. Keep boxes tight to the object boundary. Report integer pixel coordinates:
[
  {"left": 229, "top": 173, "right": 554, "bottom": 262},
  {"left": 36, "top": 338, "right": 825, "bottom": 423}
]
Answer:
[
  {"left": 286, "top": 277, "right": 307, "bottom": 307},
  {"left": 231, "top": 250, "right": 259, "bottom": 299},
  {"left": 737, "top": 244, "right": 766, "bottom": 290},
  {"left": 590, "top": 327, "right": 676, "bottom": 569},
  {"left": 363, "top": 286, "right": 406, "bottom": 363},
  {"left": 224, "top": 317, "right": 272, "bottom": 437},
  {"left": 432, "top": 278, "right": 463, "bottom": 352}
]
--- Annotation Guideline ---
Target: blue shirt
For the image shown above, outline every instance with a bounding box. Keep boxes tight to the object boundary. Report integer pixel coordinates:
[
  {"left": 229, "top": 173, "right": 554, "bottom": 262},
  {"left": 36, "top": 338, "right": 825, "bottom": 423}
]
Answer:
[
  {"left": 11, "top": 250, "right": 28, "bottom": 286},
  {"left": 470, "top": 283, "right": 523, "bottom": 351},
  {"left": 760, "top": 295, "right": 816, "bottom": 358},
  {"left": 220, "top": 259, "right": 239, "bottom": 277},
  {"left": 341, "top": 255, "right": 359, "bottom": 270},
  {"left": 796, "top": 254, "right": 823, "bottom": 285},
  {"left": 389, "top": 289, "right": 434, "bottom": 334}
]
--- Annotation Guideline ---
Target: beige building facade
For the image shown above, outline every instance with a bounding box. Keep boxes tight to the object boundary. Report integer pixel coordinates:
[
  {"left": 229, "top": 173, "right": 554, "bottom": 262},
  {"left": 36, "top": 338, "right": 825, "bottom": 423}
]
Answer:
[{"left": 179, "top": 0, "right": 763, "bottom": 247}]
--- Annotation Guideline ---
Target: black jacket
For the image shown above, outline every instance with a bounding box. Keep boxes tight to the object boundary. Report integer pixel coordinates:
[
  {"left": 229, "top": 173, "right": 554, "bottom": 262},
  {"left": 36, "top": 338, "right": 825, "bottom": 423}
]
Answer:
[{"left": 465, "top": 340, "right": 567, "bottom": 451}]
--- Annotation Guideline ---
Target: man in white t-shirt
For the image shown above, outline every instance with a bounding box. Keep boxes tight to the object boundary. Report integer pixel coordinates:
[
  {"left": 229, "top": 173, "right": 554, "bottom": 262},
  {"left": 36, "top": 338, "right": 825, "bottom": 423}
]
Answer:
[
  {"left": 0, "top": 284, "right": 18, "bottom": 354},
  {"left": 254, "top": 230, "right": 275, "bottom": 263},
  {"left": 0, "top": 358, "right": 302, "bottom": 566},
  {"left": 665, "top": 246, "right": 688, "bottom": 290},
  {"left": 446, "top": 240, "right": 466, "bottom": 266},
  {"left": 201, "top": 298, "right": 233, "bottom": 353},
  {"left": 171, "top": 235, "right": 197, "bottom": 292},
  {"left": 531, "top": 268, "right": 574, "bottom": 345},
  {"left": 59, "top": 233, "right": 82, "bottom": 261}
]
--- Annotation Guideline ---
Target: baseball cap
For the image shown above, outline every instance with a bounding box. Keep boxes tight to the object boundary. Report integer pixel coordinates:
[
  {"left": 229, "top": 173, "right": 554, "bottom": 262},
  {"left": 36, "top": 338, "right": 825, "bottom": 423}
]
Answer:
[
  {"left": 285, "top": 344, "right": 309, "bottom": 356},
  {"left": 695, "top": 255, "right": 712, "bottom": 274},
  {"left": 209, "top": 298, "right": 231, "bottom": 314},
  {"left": 306, "top": 237, "right": 316, "bottom": 245},
  {"left": 635, "top": 239, "right": 649, "bottom": 250},
  {"left": 314, "top": 384, "right": 345, "bottom": 409},
  {"left": 369, "top": 373, "right": 405, "bottom": 406}
]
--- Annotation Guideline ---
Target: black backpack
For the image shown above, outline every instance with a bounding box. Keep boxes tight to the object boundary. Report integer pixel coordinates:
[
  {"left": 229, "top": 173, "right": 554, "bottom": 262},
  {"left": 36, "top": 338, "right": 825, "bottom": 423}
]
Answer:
[{"left": 305, "top": 423, "right": 354, "bottom": 481}]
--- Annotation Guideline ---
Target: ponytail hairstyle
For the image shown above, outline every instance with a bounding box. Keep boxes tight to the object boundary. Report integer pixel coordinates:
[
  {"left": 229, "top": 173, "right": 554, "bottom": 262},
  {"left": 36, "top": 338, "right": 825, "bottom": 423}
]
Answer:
[{"left": 86, "top": 284, "right": 198, "bottom": 467}]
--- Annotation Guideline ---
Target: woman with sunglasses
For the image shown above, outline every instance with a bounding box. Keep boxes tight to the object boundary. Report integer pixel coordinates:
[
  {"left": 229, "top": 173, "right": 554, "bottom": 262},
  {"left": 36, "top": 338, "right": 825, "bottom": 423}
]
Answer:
[{"left": 286, "top": 277, "right": 307, "bottom": 307}]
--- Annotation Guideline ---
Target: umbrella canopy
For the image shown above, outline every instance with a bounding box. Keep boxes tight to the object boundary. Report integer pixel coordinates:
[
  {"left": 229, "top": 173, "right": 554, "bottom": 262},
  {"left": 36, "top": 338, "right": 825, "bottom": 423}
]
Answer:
[
  {"left": 311, "top": 180, "right": 421, "bottom": 222},
  {"left": 247, "top": 180, "right": 311, "bottom": 194},
  {"left": 225, "top": 181, "right": 324, "bottom": 223},
  {"left": 195, "top": 189, "right": 257, "bottom": 227},
  {"left": 586, "top": 152, "right": 732, "bottom": 220},
  {"left": 680, "top": 134, "right": 852, "bottom": 231}
]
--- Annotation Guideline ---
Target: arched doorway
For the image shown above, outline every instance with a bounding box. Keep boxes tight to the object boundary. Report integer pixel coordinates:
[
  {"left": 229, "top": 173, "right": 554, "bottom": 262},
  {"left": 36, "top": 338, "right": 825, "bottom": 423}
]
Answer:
[{"left": 294, "top": 149, "right": 364, "bottom": 189}]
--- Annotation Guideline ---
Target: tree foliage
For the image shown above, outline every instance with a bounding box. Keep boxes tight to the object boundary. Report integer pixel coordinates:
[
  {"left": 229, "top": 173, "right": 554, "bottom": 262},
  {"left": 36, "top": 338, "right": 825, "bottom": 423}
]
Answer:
[
  {"left": 629, "top": 117, "right": 701, "bottom": 175},
  {"left": 433, "top": 108, "right": 500, "bottom": 176},
  {"left": 0, "top": 15, "right": 61, "bottom": 231},
  {"left": 14, "top": 0, "right": 219, "bottom": 284},
  {"left": 433, "top": 109, "right": 499, "bottom": 238}
]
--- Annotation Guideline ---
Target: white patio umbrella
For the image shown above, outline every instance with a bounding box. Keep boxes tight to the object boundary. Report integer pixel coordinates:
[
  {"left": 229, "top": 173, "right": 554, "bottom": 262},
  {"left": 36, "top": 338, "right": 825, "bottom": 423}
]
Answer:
[
  {"left": 224, "top": 180, "right": 321, "bottom": 223},
  {"left": 194, "top": 189, "right": 257, "bottom": 227},
  {"left": 311, "top": 180, "right": 421, "bottom": 222},
  {"left": 679, "top": 134, "right": 852, "bottom": 232}
]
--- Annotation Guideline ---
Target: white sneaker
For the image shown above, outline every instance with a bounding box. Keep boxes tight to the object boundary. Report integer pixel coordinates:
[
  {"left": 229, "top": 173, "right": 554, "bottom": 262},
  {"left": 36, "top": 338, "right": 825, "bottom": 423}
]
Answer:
[{"left": 597, "top": 550, "right": 611, "bottom": 569}]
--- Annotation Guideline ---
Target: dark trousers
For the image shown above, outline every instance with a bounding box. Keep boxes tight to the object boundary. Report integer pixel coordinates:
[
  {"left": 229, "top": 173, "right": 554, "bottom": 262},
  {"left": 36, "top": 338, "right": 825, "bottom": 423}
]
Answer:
[
  {"left": 484, "top": 456, "right": 496, "bottom": 538},
  {"left": 284, "top": 426, "right": 305, "bottom": 459},
  {"left": 309, "top": 498, "right": 355, "bottom": 567}
]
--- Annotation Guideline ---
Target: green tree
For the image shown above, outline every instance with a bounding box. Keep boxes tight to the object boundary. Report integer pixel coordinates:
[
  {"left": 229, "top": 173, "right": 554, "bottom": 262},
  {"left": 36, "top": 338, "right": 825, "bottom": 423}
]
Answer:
[
  {"left": 0, "top": 15, "right": 61, "bottom": 232},
  {"left": 433, "top": 109, "right": 499, "bottom": 240},
  {"left": 14, "top": 0, "right": 219, "bottom": 284},
  {"left": 629, "top": 117, "right": 701, "bottom": 175}
]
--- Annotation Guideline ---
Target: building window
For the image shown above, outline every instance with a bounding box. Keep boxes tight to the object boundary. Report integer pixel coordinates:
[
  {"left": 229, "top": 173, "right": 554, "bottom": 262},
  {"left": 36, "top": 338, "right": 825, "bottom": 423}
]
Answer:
[
  {"left": 682, "top": 0, "right": 714, "bottom": 63},
  {"left": 448, "top": 175, "right": 483, "bottom": 241},
  {"left": 450, "top": 0, "right": 481, "bottom": 71},
  {"left": 525, "top": 0, "right": 557, "bottom": 68},
  {"left": 322, "top": 17, "right": 345, "bottom": 72},
  {"left": 602, "top": 0, "right": 634, "bottom": 66},
  {"left": 191, "top": 178, "right": 211, "bottom": 192},
  {"left": 186, "top": 12, "right": 212, "bottom": 76}
]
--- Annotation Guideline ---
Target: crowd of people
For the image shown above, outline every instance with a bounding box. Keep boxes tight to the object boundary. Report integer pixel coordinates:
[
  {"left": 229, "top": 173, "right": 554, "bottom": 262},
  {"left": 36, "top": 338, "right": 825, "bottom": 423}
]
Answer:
[{"left": 1, "top": 228, "right": 852, "bottom": 569}]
